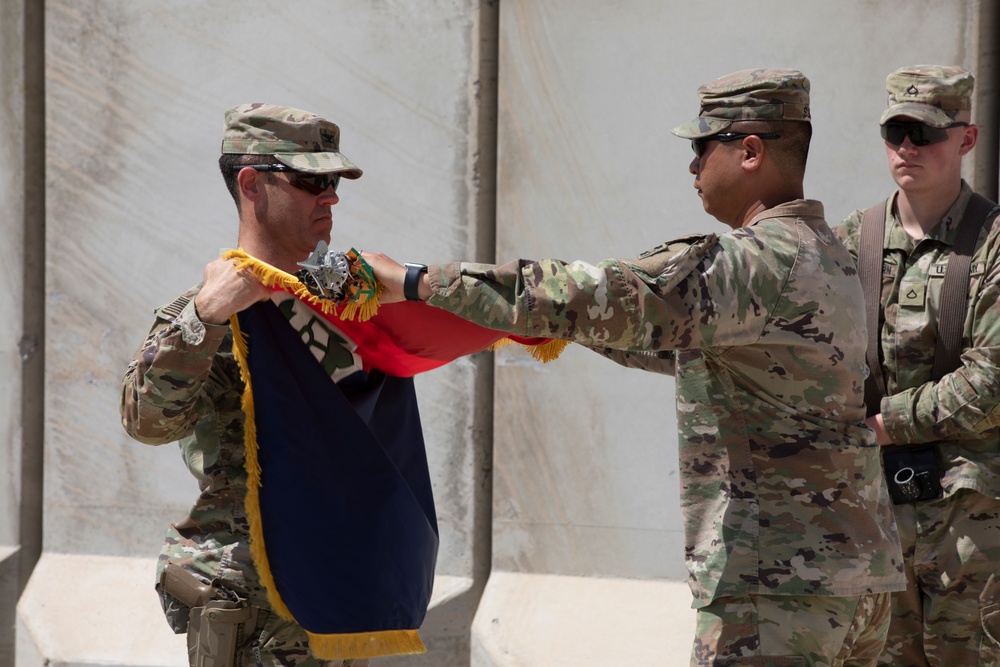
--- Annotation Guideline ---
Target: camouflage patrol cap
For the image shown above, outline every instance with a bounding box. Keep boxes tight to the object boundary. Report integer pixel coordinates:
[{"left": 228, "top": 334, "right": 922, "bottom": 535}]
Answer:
[
  {"left": 880, "top": 65, "right": 974, "bottom": 127},
  {"left": 221, "top": 103, "right": 362, "bottom": 178},
  {"left": 672, "top": 68, "right": 811, "bottom": 139}
]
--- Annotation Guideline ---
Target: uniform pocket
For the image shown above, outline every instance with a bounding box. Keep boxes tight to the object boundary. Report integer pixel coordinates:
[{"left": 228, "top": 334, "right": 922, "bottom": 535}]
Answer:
[{"left": 980, "top": 574, "right": 1000, "bottom": 648}]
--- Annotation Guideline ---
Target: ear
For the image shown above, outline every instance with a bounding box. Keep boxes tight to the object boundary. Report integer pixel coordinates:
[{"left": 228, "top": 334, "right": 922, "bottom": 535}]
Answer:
[
  {"left": 237, "top": 167, "right": 264, "bottom": 204},
  {"left": 958, "top": 124, "right": 978, "bottom": 156},
  {"left": 740, "top": 135, "right": 765, "bottom": 173}
]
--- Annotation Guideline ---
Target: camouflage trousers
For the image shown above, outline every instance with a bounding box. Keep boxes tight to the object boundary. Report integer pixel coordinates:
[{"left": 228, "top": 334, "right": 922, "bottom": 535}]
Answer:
[
  {"left": 879, "top": 488, "right": 1000, "bottom": 667},
  {"left": 237, "top": 612, "right": 370, "bottom": 667},
  {"left": 691, "top": 592, "right": 890, "bottom": 666}
]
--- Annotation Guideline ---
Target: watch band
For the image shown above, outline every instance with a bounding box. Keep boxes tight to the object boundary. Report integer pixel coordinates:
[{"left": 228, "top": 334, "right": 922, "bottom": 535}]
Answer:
[{"left": 403, "top": 263, "right": 428, "bottom": 302}]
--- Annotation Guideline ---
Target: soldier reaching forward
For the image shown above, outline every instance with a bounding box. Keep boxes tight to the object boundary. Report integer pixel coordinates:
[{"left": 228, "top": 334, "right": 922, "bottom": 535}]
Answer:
[{"left": 365, "top": 69, "right": 906, "bottom": 666}]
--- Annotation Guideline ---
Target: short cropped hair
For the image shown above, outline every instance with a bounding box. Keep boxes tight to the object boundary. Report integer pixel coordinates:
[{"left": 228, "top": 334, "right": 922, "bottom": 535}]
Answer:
[
  {"left": 218, "top": 153, "right": 284, "bottom": 212},
  {"left": 729, "top": 119, "right": 813, "bottom": 181}
]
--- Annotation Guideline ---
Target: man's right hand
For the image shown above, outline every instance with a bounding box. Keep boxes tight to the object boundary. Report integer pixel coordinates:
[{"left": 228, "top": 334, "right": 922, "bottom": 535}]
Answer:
[
  {"left": 865, "top": 413, "right": 893, "bottom": 446},
  {"left": 193, "top": 257, "right": 272, "bottom": 325},
  {"left": 362, "top": 251, "right": 423, "bottom": 304}
]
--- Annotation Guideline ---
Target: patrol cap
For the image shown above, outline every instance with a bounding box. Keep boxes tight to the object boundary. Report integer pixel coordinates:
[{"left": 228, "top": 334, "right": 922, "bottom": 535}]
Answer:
[
  {"left": 880, "top": 65, "right": 974, "bottom": 128},
  {"left": 672, "top": 68, "right": 811, "bottom": 140},
  {"left": 221, "top": 103, "right": 362, "bottom": 178}
]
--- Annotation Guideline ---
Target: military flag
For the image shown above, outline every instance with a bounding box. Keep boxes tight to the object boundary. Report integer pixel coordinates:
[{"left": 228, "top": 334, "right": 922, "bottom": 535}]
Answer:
[{"left": 225, "top": 248, "right": 564, "bottom": 659}]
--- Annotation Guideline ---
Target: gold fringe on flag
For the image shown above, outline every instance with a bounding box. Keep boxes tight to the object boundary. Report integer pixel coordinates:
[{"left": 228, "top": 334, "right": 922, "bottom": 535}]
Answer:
[
  {"left": 229, "top": 313, "right": 295, "bottom": 621},
  {"left": 230, "top": 311, "right": 428, "bottom": 660},
  {"left": 488, "top": 337, "right": 570, "bottom": 363},
  {"left": 306, "top": 629, "right": 426, "bottom": 660},
  {"left": 222, "top": 248, "right": 381, "bottom": 322}
]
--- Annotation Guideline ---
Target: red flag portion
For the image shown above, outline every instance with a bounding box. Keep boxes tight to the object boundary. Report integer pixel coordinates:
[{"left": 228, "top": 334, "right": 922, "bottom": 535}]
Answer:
[
  {"left": 301, "top": 299, "right": 558, "bottom": 377},
  {"left": 223, "top": 247, "right": 568, "bottom": 374}
]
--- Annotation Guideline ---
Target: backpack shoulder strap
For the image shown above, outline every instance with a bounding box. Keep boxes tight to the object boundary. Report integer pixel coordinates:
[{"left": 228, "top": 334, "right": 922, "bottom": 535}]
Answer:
[
  {"left": 859, "top": 200, "right": 888, "bottom": 416},
  {"left": 932, "top": 193, "right": 999, "bottom": 380}
]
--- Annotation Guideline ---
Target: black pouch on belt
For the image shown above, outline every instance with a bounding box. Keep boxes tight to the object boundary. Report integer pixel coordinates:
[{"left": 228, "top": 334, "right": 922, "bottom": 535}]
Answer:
[{"left": 882, "top": 444, "right": 943, "bottom": 505}]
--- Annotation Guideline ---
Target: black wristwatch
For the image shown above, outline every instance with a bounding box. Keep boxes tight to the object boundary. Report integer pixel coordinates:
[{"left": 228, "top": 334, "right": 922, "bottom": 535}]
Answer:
[{"left": 403, "top": 263, "right": 428, "bottom": 302}]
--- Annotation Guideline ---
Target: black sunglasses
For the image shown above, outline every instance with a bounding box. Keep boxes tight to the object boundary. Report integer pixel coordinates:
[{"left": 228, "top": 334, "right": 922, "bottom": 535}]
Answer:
[
  {"left": 233, "top": 163, "right": 341, "bottom": 195},
  {"left": 880, "top": 121, "right": 969, "bottom": 147},
  {"left": 691, "top": 132, "right": 781, "bottom": 158}
]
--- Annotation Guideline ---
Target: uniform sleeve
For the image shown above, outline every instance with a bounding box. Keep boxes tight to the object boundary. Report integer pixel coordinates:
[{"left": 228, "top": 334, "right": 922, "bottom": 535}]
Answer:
[
  {"left": 588, "top": 347, "right": 677, "bottom": 375},
  {"left": 120, "top": 293, "right": 232, "bottom": 445},
  {"left": 882, "top": 226, "right": 1000, "bottom": 441},
  {"left": 424, "top": 230, "right": 783, "bottom": 352}
]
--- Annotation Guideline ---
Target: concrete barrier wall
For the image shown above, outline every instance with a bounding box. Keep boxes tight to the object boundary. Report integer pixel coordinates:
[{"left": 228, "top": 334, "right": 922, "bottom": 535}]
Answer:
[
  {"left": 0, "top": 0, "right": 26, "bottom": 556},
  {"left": 6, "top": 1, "right": 995, "bottom": 666},
  {"left": 2, "top": 1, "right": 29, "bottom": 665}
]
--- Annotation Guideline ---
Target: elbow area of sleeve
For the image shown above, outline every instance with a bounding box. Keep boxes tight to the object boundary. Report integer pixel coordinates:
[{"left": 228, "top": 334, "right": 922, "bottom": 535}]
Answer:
[
  {"left": 119, "top": 407, "right": 183, "bottom": 446},
  {"left": 119, "top": 387, "right": 191, "bottom": 446}
]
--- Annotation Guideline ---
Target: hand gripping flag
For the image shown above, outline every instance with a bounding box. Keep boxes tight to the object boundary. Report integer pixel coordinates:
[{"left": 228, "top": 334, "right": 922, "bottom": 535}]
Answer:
[{"left": 224, "top": 248, "right": 565, "bottom": 660}]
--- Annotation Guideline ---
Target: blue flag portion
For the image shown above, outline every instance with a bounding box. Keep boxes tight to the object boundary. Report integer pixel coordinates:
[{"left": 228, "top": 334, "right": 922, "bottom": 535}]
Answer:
[{"left": 236, "top": 300, "right": 439, "bottom": 657}]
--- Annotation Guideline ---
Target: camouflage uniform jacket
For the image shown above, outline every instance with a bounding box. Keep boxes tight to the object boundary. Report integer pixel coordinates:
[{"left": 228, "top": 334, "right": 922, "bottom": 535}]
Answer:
[
  {"left": 838, "top": 181, "right": 1000, "bottom": 499},
  {"left": 121, "top": 286, "right": 367, "bottom": 617},
  {"left": 425, "top": 199, "right": 904, "bottom": 606},
  {"left": 121, "top": 286, "right": 264, "bottom": 613}
]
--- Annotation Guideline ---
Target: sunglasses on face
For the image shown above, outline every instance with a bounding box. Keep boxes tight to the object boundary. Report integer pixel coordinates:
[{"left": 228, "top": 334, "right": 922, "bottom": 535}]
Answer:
[
  {"left": 233, "top": 163, "right": 341, "bottom": 195},
  {"left": 691, "top": 132, "right": 781, "bottom": 158},
  {"left": 880, "top": 121, "right": 969, "bottom": 147}
]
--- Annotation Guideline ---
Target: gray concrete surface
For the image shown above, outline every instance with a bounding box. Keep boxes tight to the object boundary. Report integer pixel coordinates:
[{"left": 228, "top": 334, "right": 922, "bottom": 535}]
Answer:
[{"left": 2, "top": 0, "right": 31, "bottom": 664}]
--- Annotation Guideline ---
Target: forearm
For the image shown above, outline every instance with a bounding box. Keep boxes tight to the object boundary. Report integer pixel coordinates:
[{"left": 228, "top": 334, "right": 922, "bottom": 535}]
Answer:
[
  {"left": 882, "top": 248, "right": 1000, "bottom": 442},
  {"left": 366, "top": 234, "right": 719, "bottom": 351},
  {"left": 882, "top": 354, "right": 1000, "bottom": 443},
  {"left": 426, "top": 258, "right": 652, "bottom": 348}
]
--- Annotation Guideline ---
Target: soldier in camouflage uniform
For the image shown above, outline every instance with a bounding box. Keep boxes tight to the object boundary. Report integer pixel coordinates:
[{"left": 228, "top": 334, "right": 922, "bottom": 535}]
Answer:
[
  {"left": 121, "top": 104, "right": 370, "bottom": 667},
  {"left": 837, "top": 66, "right": 1000, "bottom": 667},
  {"left": 365, "top": 69, "right": 905, "bottom": 666}
]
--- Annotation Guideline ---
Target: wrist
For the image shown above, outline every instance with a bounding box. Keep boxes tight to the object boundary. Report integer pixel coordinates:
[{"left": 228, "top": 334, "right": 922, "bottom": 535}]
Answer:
[
  {"left": 403, "top": 263, "right": 428, "bottom": 302},
  {"left": 193, "top": 292, "right": 228, "bottom": 326}
]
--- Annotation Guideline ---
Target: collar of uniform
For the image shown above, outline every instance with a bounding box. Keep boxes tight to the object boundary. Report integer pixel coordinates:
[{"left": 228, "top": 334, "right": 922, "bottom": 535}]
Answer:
[
  {"left": 887, "top": 180, "right": 973, "bottom": 246},
  {"left": 744, "top": 198, "right": 825, "bottom": 227}
]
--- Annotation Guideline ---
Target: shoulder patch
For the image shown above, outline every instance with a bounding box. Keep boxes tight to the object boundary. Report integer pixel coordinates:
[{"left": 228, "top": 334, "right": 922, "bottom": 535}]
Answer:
[
  {"left": 636, "top": 233, "right": 715, "bottom": 259},
  {"left": 158, "top": 295, "right": 191, "bottom": 320},
  {"left": 154, "top": 285, "right": 200, "bottom": 321},
  {"left": 625, "top": 233, "right": 719, "bottom": 284}
]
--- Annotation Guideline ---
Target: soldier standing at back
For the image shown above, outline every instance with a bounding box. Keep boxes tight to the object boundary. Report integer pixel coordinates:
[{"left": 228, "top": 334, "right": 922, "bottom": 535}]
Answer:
[
  {"left": 365, "top": 68, "right": 905, "bottom": 666},
  {"left": 837, "top": 65, "right": 1000, "bottom": 666}
]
